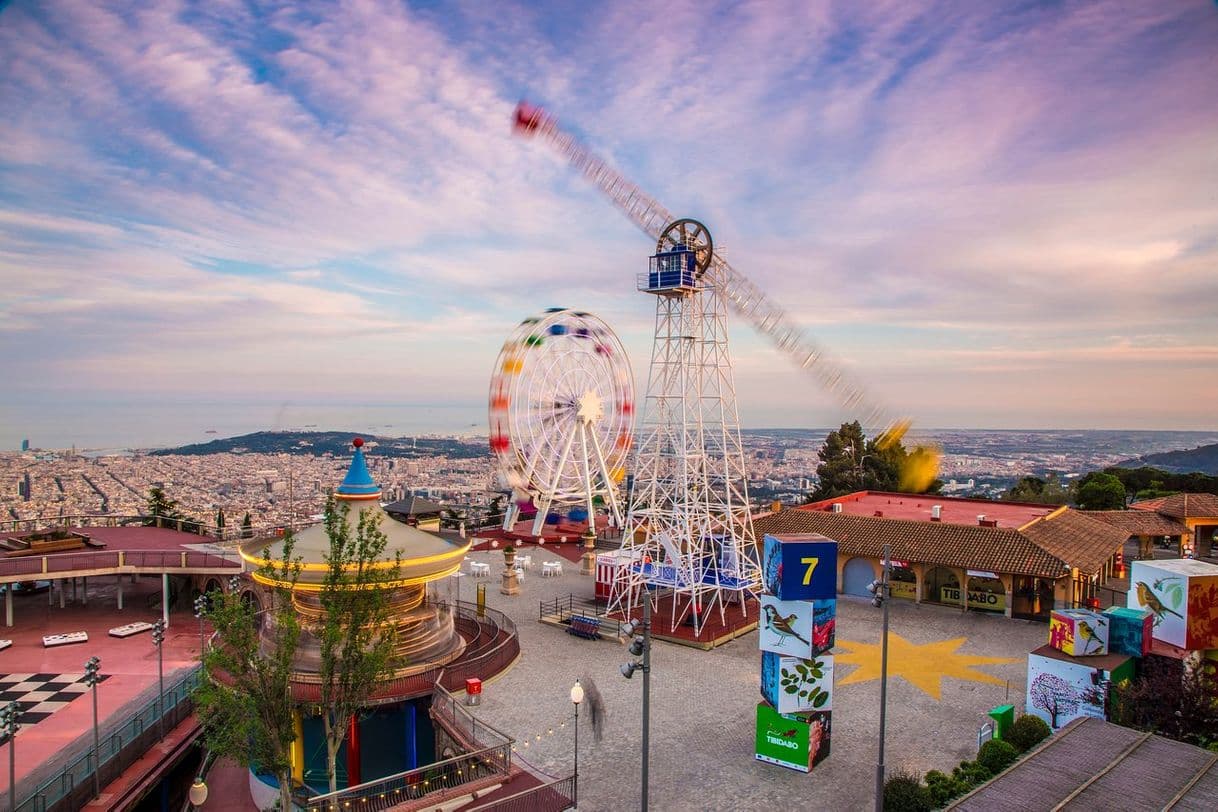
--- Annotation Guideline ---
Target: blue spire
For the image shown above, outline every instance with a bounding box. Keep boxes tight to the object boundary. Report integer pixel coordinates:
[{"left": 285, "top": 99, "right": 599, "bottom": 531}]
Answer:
[{"left": 337, "top": 439, "right": 380, "bottom": 496}]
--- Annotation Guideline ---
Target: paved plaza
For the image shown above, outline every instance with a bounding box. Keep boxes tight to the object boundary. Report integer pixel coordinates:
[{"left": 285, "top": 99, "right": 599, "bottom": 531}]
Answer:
[{"left": 461, "top": 546, "right": 1045, "bottom": 811}]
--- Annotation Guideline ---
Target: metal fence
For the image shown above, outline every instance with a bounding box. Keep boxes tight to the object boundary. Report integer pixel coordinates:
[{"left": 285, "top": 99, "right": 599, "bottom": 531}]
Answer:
[
  {"left": 15, "top": 667, "right": 201, "bottom": 812},
  {"left": 0, "top": 515, "right": 286, "bottom": 544},
  {"left": 465, "top": 774, "right": 576, "bottom": 812},
  {"left": 300, "top": 664, "right": 517, "bottom": 812}
]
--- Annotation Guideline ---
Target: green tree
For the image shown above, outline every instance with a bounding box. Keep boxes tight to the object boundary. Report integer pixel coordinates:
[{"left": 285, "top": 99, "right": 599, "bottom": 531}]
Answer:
[
  {"left": 241, "top": 512, "right": 254, "bottom": 539},
  {"left": 807, "top": 421, "right": 940, "bottom": 501},
  {"left": 215, "top": 508, "right": 226, "bottom": 536},
  {"left": 1002, "top": 474, "right": 1071, "bottom": 505},
  {"left": 1075, "top": 472, "right": 1126, "bottom": 510},
  {"left": 485, "top": 494, "right": 507, "bottom": 528},
  {"left": 196, "top": 537, "right": 301, "bottom": 811},
  {"left": 317, "top": 497, "right": 404, "bottom": 793},
  {"left": 145, "top": 486, "right": 182, "bottom": 523}
]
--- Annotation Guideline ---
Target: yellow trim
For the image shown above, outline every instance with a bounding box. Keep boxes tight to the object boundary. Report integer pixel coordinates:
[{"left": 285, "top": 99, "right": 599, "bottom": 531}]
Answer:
[
  {"left": 250, "top": 561, "right": 462, "bottom": 592},
  {"left": 291, "top": 709, "right": 304, "bottom": 783},
  {"left": 336, "top": 492, "right": 382, "bottom": 501},
  {"left": 239, "top": 540, "right": 472, "bottom": 572},
  {"left": 1018, "top": 504, "right": 1069, "bottom": 532}
]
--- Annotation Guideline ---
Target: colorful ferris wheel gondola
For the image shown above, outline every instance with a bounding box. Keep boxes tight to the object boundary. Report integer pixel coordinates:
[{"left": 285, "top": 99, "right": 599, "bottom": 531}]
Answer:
[{"left": 489, "top": 307, "right": 634, "bottom": 536}]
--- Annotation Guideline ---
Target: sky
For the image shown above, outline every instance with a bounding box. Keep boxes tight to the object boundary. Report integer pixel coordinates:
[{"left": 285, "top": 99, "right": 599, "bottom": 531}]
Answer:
[{"left": 1, "top": 0, "right": 1217, "bottom": 449}]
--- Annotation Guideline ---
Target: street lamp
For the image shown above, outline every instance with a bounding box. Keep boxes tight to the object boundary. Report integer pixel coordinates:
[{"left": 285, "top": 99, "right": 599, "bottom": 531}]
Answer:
[
  {"left": 619, "top": 597, "right": 651, "bottom": 810},
  {"left": 866, "top": 544, "right": 893, "bottom": 812},
  {"left": 189, "top": 776, "right": 209, "bottom": 807},
  {"left": 570, "top": 680, "right": 584, "bottom": 809},
  {"left": 194, "top": 594, "right": 208, "bottom": 653},
  {"left": 84, "top": 656, "right": 102, "bottom": 798},
  {"left": 152, "top": 619, "right": 166, "bottom": 739},
  {"left": 1, "top": 701, "right": 20, "bottom": 812}
]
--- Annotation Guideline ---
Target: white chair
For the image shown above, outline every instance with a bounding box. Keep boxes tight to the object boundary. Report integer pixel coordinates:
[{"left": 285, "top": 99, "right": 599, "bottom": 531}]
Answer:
[
  {"left": 517, "top": 554, "right": 533, "bottom": 569},
  {"left": 514, "top": 566, "right": 525, "bottom": 583}
]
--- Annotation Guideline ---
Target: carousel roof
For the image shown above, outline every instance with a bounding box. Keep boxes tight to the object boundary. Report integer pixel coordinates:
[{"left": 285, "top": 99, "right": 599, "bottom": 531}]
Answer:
[{"left": 240, "top": 438, "right": 469, "bottom": 588}]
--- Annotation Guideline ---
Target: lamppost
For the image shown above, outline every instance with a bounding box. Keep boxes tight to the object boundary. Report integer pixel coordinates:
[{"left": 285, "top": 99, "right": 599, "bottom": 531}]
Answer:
[
  {"left": 867, "top": 544, "right": 892, "bottom": 812},
  {"left": 194, "top": 594, "right": 207, "bottom": 653},
  {"left": 84, "top": 656, "right": 102, "bottom": 798},
  {"left": 1, "top": 701, "right": 20, "bottom": 812},
  {"left": 152, "top": 619, "right": 166, "bottom": 739},
  {"left": 570, "top": 680, "right": 584, "bottom": 809},
  {"left": 620, "top": 597, "right": 651, "bottom": 810}
]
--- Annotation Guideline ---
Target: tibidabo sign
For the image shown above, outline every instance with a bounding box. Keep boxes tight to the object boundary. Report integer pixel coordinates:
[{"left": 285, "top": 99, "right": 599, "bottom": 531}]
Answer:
[
  {"left": 940, "top": 586, "right": 1005, "bottom": 611},
  {"left": 754, "top": 702, "right": 810, "bottom": 772}
]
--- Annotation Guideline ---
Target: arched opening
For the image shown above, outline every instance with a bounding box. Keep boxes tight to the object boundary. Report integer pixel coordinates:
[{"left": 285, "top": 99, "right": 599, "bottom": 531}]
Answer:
[
  {"left": 889, "top": 564, "right": 917, "bottom": 600},
  {"left": 965, "top": 574, "right": 1005, "bottom": 613},
  {"left": 842, "top": 557, "right": 877, "bottom": 597},
  {"left": 924, "top": 566, "right": 960, "bottom": 606}
]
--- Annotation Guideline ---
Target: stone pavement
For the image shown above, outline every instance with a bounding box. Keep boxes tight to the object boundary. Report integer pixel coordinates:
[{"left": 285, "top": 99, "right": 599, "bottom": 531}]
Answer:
[{"left": 458, "top": 545, "right": 1044, "bottom": 811}]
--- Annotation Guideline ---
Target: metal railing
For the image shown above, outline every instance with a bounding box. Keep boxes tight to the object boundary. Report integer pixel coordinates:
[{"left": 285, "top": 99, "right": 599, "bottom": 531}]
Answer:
[
  {"left": 16, "top": 667, "right": 201, "bottom": 812},
  {"left": 0, "top": 548, "right": 243, "bottom": 581},
  {"left": 539, "top": 593, "right": 627, "bottom": 637},
  {"left": 0, "top": 515, "right": 288, "bottom": 543},
  {"left": 300, "top": 669, "right": 515, "bottom": 812},
  {"left": 465, "top": 774, "right": 576, "bottom": 812}
]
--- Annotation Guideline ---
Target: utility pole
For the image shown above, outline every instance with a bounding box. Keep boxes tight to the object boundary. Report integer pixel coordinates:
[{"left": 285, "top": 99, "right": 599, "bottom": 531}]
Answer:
[
  {"left": 85, "top": 656, "right": 102, "bottom": 798},
  {"left": 152, "top": 620, "right": 166, "bottom": 739},
  {"left": 869, "top": 545, "right": 892, "bottom": 812},
  {"left": 621, "top": 596, "right": 652, "bottom": 810}
]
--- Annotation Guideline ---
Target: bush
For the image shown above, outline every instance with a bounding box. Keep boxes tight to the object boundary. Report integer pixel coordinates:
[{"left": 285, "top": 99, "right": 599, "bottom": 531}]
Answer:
[
  {"left": 951, "top": 759, "right": 992, "bottom": 788},
  {"left": 924, "top": 770, "right": 970, "bottom": 807},
  {"left": 977, "top": 739, "right": 1019, "bottom": 775},
  {"left": 882, "top": 769, "right": 932, "bottom": 812},
  {"left": 1005, "top": 714, "right": 1051, "bottom": 753}
]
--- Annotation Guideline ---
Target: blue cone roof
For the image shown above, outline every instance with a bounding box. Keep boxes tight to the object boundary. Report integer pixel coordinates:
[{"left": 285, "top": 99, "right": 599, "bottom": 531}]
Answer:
[{"left": 337, "top": 446, "right": 380, "bottom": 496}]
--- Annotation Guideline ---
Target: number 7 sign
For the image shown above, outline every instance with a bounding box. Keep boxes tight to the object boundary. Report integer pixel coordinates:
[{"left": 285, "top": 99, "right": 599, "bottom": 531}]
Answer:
[{"left": 763, "top": 535, "right": 838, "bottom": 601}]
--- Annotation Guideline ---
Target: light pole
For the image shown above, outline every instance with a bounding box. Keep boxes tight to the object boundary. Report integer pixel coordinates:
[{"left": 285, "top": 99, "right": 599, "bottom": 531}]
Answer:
[
  {"left": 570, "top": 680, "right": 584, "bottom": 809},
  {"left": 620, "top": 596, "right": 651, "bottom": 810},
  {"left": 194, "top": 594, "right": 207, "bottom": 653},
  {"left": 867, "top": 544, "right": 892, "bottom": 812},
  {"left": 152, "top": 619, "right": 166, "bottom": 739},
  {"left": 1, "top": 701, "right": 20, "bottom": 812},
  {"left": 84, "top": 656, "right": 102, "bottom": 798}
]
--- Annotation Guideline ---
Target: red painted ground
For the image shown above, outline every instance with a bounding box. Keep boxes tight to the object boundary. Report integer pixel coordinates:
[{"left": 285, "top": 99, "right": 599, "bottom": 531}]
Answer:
[
  {"left": 0, "top": 577, "right": 205, "bottom": 798},
  {"left": 605, "top": 593, "right": 760, "bottom": 647},
  {"left": 800, "top": 490, "right": 1054, "bottom": 528}
]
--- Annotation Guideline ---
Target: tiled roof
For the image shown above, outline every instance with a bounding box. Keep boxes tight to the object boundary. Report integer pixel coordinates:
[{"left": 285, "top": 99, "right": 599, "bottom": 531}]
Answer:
[
  {"left": 1131, "top": 492, "right": 1218, "bottom": 520},
  {"left": 1078, "top": 510, "right": 1189, "bottom": 537},
  {"left": 753, "top": 509, "right": 1066, "bottom": 578},
  {"left": 1017, "top": 508, "right": 1130, "bottom": 576},
  {"left": 949, "top": 717, "right": 1218, "bottom": 811},
  {"left": 384, "top": 496, "right": 444, "bottom": 516}
]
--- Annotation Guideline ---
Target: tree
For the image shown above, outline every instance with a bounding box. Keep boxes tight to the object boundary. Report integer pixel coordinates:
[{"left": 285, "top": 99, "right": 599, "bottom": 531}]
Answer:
[
  {"left": 215, "top": 508, "right": 226, "bottom": 536},
  {"left": 196, "top": 536, "right": 301, "bottom": 811},
  {"left": 145, "top": 486, "right": 182, "bottom": 523},
  {"left": 1102, "top": 656, "right": 1218, "bottom": 750},
  {"left": 241, "top": 512, "right": 254, "bottom": 539},
  {"left": 1028, "top": 672, "right": 1080, "bottom": 728},
  {"left": 317, "top": 497, "right": 404, "bottom": 794},
  {"left": 1075, "top": 472, "right": 1126, "bottom": 510},
  {"left": 1002, "top": 474, "right": 1071, "bottom": 505},
  {"left": 485, "top": 494, "right": 507, "bottom": 528},
  {"left": 807, "top": 421, "right": 938, "bottom": 501}
]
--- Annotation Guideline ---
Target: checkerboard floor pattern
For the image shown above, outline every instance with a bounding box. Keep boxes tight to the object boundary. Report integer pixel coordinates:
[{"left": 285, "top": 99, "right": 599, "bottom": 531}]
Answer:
[{"left": 0, "top": 672, "right": 110, "bottom": 743}]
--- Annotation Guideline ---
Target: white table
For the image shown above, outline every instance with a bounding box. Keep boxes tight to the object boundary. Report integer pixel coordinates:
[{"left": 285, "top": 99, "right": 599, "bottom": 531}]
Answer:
[
  {"left": 469, "top": 562, "right": 491, "bottom": 578},
  {"left": 517, "top": 554, "right": 533, "bottom": 569},
  {"left": 542, "top": 561, "right": 563, "bottom": 577}
]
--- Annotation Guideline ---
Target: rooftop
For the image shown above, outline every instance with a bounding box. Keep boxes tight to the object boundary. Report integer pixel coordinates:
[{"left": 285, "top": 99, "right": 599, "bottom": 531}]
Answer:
[{"left": 800, "top": 491, "right": 1054, "bottom": 528}]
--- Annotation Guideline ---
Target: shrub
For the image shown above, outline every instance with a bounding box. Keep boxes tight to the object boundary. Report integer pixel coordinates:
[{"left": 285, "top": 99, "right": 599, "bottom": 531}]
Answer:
[
  {"left": 882, "top": 769, "right": 932, "bottom": 812},
  {"left": 1005, "top": 714, "right": 1052, "bottom": 753},
  {"left": 977, "top": 739, "right": 1019, "bottom": 775},
  {"left": 951, "top": 759, "right": 992, "bottom": 788},
  {"left": 924, "top": 770, "right": 970, "bottom": 807}
]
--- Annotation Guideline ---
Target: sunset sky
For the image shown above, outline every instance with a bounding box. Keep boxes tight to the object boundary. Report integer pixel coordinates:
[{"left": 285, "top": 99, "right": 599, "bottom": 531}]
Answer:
[{"left": 2, "top": 1, "right": 1216, "bottom": 448}]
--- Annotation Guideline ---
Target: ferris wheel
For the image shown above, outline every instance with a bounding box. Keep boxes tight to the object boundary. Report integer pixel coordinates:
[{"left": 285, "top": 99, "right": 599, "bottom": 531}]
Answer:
[{"left": 489, "top": 307, "right": 634, "bottom": 536}]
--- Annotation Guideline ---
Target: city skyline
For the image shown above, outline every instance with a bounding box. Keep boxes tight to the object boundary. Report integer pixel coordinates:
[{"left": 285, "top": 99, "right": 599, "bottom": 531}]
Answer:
[{"left": 2, "top": 1, "right": 1217, "bottom": 442}]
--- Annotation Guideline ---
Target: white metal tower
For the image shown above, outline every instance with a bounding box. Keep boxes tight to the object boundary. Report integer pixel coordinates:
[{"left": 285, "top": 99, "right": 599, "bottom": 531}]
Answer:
[{"left": 609, "top": 228, "right": 761, "bottom": 635}]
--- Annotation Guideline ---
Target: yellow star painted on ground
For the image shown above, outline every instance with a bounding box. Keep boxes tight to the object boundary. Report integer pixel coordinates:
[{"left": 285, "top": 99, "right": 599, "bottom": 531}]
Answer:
[{"left": 835, "top": 634, "right": 1018, "bottom": 701}]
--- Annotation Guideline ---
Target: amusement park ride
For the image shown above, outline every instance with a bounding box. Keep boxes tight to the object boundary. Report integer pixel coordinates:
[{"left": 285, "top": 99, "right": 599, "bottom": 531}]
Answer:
[{"left": 508, "top": 101, "right": 940, "bottom": 635}]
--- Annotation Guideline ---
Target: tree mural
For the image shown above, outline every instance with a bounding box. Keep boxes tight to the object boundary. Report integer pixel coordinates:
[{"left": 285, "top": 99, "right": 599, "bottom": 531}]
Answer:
[{"left": 1029, "top": 672, "right": 1080, "bottom": 729}]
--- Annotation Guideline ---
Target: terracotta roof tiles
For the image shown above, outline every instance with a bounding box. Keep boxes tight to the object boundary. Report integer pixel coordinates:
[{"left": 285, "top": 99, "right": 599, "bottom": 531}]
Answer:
[
  {"left": 1016, "top": 508, "right": 1130, "bottom": 576},
  {"left": 1131, "top": 492, "right": 1218, "bottom": 520},
  {"left": 1077, "top": 510, "right": 1189, "bottom": 538}
]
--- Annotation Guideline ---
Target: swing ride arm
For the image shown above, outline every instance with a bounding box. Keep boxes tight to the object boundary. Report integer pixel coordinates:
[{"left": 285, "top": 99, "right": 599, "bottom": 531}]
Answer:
[{"left": 512, "top": 101, "right": 939, "bottom": 490}]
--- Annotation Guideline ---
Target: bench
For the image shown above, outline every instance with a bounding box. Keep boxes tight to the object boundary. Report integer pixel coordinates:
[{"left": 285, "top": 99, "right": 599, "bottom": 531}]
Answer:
[
  {"left": 0, "top": 640, "right": 11, "bottom": 652},
  {"left": 566, "top": 615, "right": 602, "bottom": 640},
  {"left": 109, "top": 622, "right": 154, "bottom": 638},
  {"left": 43, "top": 631, "right": 88, "bottom": 647}
]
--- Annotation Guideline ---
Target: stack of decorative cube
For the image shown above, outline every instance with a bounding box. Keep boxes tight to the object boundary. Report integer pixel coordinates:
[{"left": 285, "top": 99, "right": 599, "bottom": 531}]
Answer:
[
  {"left": 755, "top": 534, "right": 837, "bottom": 773},
  {"left": 1026, "top": 557, "right": 1218, "bottom": 732}
]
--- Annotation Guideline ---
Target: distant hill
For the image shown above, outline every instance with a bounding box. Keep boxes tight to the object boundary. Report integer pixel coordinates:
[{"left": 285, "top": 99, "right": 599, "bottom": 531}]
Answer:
[
  {"left": 1117, "top": 442, "right": 1218, "bottom": 475},
  {"left": 150, "top": 431, "right": 486, "bottom": 460}
]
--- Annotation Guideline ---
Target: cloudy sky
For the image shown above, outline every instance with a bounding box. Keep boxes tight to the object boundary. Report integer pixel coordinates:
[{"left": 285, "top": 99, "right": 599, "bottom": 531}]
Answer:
[{"left": 2, "top": 0, "right": 1216, "bottom": 448}]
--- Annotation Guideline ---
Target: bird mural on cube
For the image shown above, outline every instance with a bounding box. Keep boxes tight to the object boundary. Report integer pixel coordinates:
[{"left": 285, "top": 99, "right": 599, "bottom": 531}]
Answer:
[{"left": 763, "top": 604, "right": 810, "bottom": 648}]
